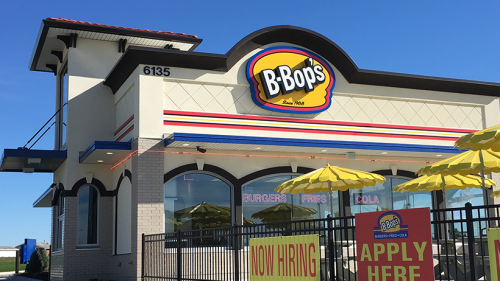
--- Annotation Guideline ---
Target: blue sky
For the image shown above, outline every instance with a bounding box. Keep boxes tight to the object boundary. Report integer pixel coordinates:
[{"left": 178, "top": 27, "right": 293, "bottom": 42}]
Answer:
[{"left": 0, "top": 1, "right": 499, "bottom": 246}]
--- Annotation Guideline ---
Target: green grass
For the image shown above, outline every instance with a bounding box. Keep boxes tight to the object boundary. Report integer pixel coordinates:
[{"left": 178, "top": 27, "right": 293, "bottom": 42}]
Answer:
[{"left": 0, "top": 257, "right": 26, "bottom": 272}]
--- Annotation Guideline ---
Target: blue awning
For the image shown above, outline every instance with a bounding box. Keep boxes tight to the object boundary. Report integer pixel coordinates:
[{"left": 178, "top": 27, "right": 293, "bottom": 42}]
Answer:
[
  {"left": 164, "top": 132, "right": 461, "bottom": 159},
  {"left": 0, "top": 148, "right": 67, "bottom": 173},
  {"left": 79, "top": 141, "right": 132, "bottom": 164}
]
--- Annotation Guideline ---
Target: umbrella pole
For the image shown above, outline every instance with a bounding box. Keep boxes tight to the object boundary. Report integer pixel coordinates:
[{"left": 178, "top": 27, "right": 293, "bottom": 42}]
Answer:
[
  {"left": 481, "top": 168, "right": 486, "bottom": 189},
  {"left": 441, "top": 174, "right": 446, "bottom": 209},
  {"left": 479, "top": 151, "right": 486, "bottom": 189},
  {"left": 328, "top": 181, "right": 334, "bottom": 216}
]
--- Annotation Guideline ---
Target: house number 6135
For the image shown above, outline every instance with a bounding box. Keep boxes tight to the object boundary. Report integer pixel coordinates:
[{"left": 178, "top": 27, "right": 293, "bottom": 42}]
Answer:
[{"left": 143, "top": 66, "right": 170, "bottom": 76}]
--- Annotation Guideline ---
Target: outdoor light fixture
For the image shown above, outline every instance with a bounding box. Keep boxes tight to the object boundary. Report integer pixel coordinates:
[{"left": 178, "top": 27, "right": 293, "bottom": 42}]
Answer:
[
  {"left": 196, "top": 146, "right": 206, "bottom": 153},
  {"left": 27, "top": 158, "right": 41, "bottom": 164},
  {"left": 22, "top": 166, "right": 35, "bottom": 173},
  {"left": 97, "top": 160, "right": 104, "bottom": 163},
  {"left": 321, "top": 149, "right": 328, "bottom": 152},
  {"left": 106, "top": 152, "right": 113, "bottom": 155},
  {"left": 182, "top": 143, "right": 190, "bottom": 147},
  {"left": 346, "top": 152, "right": 356, "bottom": 160}
]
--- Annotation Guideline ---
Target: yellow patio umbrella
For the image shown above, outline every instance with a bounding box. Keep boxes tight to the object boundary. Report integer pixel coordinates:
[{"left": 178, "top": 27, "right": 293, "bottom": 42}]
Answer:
[
  {"left": 393, "top": 174, "right": 496, "bottom": 193},
  {"left": 275, "top": 164, "right": 385, "bottom": 215},
  {"left": 417, "top": 149, "right": 500, "bottom": 176},
  {"left": 455, "top": 124, "right": 500, "bottom": 151},
  {"left": 394, "top": 173, "right": 496, "bottom": 206},
  {"left": 490, "top": 189, "right": 500, "bottom": 198},
  {"left": 251, "top": 203, "right": 317, "bottom": 223}
]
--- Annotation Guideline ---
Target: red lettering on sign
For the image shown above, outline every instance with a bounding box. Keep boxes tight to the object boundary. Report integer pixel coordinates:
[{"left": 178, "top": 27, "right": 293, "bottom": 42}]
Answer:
[
  {"left": 251, "top": 246, "right": 259, "bottom": 276},
  {"left": 251, "top": 245, "right": 275, "bottom": 277},
  {"left": 495, "top": 240, "right": 500, "bottom": 277},
  {"left": 309, "top": 243, "right": 317, "bottom": 277},
  {"left": 278, "top": 245, "right": 285, "bottom": 276},
  {"left": 289, "top": 244, "right": 296, "bottom": 276},
  {"left": 259, "top": 246, "right": 265, "bottom": 276},
  {"left": 299, "top": 243, "right": 308, "bottom": 276},
  {"left": 266, "top": 245, "right": 274, "bottom": 276}
]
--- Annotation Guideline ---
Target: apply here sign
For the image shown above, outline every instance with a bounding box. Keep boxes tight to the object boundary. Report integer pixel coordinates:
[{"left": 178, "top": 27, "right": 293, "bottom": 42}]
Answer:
[
  {"left": 355, "top": 208, "right": 434, "bottom": 281},
  {"left": 249, "top": 235, "right": 320, "bottom": 281}
]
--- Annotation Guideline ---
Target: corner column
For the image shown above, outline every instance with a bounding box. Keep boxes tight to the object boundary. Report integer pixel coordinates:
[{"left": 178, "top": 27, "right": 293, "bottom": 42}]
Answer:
[{"left": 132, "top": 138, "right": 165, "bottom": 280}]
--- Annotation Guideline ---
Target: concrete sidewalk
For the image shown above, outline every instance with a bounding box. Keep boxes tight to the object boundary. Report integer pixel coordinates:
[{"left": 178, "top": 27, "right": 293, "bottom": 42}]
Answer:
[{"left": 0, "top": 271, "right": 39, "bottom": 281}]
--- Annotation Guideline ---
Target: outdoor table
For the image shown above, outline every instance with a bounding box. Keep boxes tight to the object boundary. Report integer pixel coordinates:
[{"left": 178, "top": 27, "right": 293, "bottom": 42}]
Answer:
[
  {"left": 331, "top": 241, "right": 356, "bottom": 281},
  {"left": 432, "top": 239, "right": 490, "bottom": 281}
]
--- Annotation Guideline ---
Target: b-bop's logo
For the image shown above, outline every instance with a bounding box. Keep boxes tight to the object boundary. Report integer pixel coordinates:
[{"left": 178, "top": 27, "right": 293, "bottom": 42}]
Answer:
[
  {"left": 246, "top": 46, "right": 335, "bottom": 114},
  {"left": 373, "top": 211, "right": 409, "bottom": 239}
]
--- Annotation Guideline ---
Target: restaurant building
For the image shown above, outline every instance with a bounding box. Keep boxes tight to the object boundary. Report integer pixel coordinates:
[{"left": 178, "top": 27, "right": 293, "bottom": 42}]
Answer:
[{"left": 2, "top": 18, "right": 500, "bottom": 281}]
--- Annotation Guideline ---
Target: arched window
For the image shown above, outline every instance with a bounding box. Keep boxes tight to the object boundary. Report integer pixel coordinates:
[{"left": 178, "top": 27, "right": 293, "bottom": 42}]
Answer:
[
  {"left": 115, "top": 175, "right": 131, "bottom": 254},
  {"left": 164, "top": 173, "right": 232, "bottom": 232},
  {"left": 77, "top": 185, "right": 99, "bottom": 246},
  {"left": 242, "top": 174, "right": 340, "bottom": 224}
]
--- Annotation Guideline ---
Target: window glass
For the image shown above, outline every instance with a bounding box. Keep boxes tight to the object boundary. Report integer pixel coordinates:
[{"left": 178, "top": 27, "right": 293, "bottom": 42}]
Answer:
[
  {"left": 392, "top": 177, "right": 433, "bottom": 210},
  {"left": 242, "top": 174, "right": 339, "bottom": 225},
  {"left": 164, "top": 173, "right": 231, "bottom": 232},
  {"left": 445, "top": 187, "right": 486, "bottom": 237},
  {"left": 77, "top": 186, "right": 99, "bottom": 245},
  {"left": 55, "top": 195, "right": 64, "bottom": 250},
  {"left": 57, "top": 66, "right": 68, "bottom": 149},
  {"left": 445, "top": 188, "right": 484, "bottom": 208},
  {"left": 349, "top": 176, "right": 431, "bottom": 215}
]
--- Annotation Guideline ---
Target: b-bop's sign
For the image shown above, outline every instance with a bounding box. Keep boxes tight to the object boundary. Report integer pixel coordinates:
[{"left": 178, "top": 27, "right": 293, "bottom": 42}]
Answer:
[{"left": 246, "top": 46, "right": 335, "bottom": 114}]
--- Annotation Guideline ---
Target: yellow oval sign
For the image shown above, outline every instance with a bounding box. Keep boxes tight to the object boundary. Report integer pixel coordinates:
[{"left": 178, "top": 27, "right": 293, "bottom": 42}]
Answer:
[
  {"left": 246, "top": 46, "right": 335, "bottom": 114},
  {"left": 378, "top": 214, "right": 402, "bottom": 233}
]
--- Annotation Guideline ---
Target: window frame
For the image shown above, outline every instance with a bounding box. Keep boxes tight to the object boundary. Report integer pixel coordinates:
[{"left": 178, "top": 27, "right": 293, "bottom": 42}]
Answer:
[
  {"left": 54, "top": 195, "right": 64, "bottom": 251},
  {"left": 56, "top": 62, "right": 68, "bottom": 150},
  {"left": 76, "top": 185, "right": 100, "bottom": 248}
]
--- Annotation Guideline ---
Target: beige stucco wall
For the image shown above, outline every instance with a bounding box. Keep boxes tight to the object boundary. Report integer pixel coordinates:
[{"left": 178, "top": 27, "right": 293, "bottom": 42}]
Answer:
[{"left": 155, "top": 43, "right": 499, "bottom": 148}]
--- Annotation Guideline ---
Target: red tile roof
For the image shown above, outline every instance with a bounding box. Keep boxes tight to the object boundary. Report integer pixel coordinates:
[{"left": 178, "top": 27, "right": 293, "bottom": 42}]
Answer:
[{"left": 45, "top": 18, "right": 198, "bottom": 39}]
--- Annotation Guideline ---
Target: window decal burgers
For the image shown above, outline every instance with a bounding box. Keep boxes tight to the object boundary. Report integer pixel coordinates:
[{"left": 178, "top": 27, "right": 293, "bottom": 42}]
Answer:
[{"left": 246, "top": 46, "right": 335, "bottom": 114}]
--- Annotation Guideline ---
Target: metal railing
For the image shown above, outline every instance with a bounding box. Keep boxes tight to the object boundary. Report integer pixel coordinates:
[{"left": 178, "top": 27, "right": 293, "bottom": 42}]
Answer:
[{"left": 143, "top": 203, "right": 500, "bottom": 281}]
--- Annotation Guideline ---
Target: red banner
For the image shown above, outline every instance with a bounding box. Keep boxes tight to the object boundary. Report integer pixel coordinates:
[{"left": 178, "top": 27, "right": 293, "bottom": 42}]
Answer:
[{"left": 355, "top": 208, "right": 434, "bottom": 281}]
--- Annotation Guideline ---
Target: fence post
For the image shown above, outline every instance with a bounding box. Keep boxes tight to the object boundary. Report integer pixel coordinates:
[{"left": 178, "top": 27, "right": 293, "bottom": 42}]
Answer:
[
  {"left": 177, "top": 230, "right": 182, "bottom": 281},
  {"left": 327, "top": 215, "right": 335, "bottom": 281},
  {"left": 233, "top": 224, "right": 240, "bottom": 281},
  {"left": 465, "top": 202, "right": 476, "bottom": 280},
  {"left": 141, "top": 233, "right": 145, "bottom": 281},
  {"left": 15, "top": 249, "right": 19, "bottom": 274}
]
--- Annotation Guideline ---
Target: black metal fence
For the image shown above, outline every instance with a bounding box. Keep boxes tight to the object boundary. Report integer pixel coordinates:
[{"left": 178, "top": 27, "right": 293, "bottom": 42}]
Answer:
[{"left": 143, "top": 203, "right": 500, "bottom": 281}]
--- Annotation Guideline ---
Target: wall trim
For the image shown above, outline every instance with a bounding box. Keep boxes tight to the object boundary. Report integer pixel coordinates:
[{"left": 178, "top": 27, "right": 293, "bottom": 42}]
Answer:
[
  {"left": 51, "top": 183, "right": 65, "bottom": 206},
  {"left": 66, "top": 177, "right": 112, "bottom": 197},
  {"left": 238, "top": 166, "right": 314, "bottom": 186},
  {"left": 105, "top": 26, "right": 500, "bottom": 96},
  {"left": 114, "top": 169, "right": 132, "bottom": 255},
  {"left": 370, "top": 169, "right": 417, "bottom": 179},
  {"left": 163, "top": 164, "right": 238, "bottom": 186}
]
